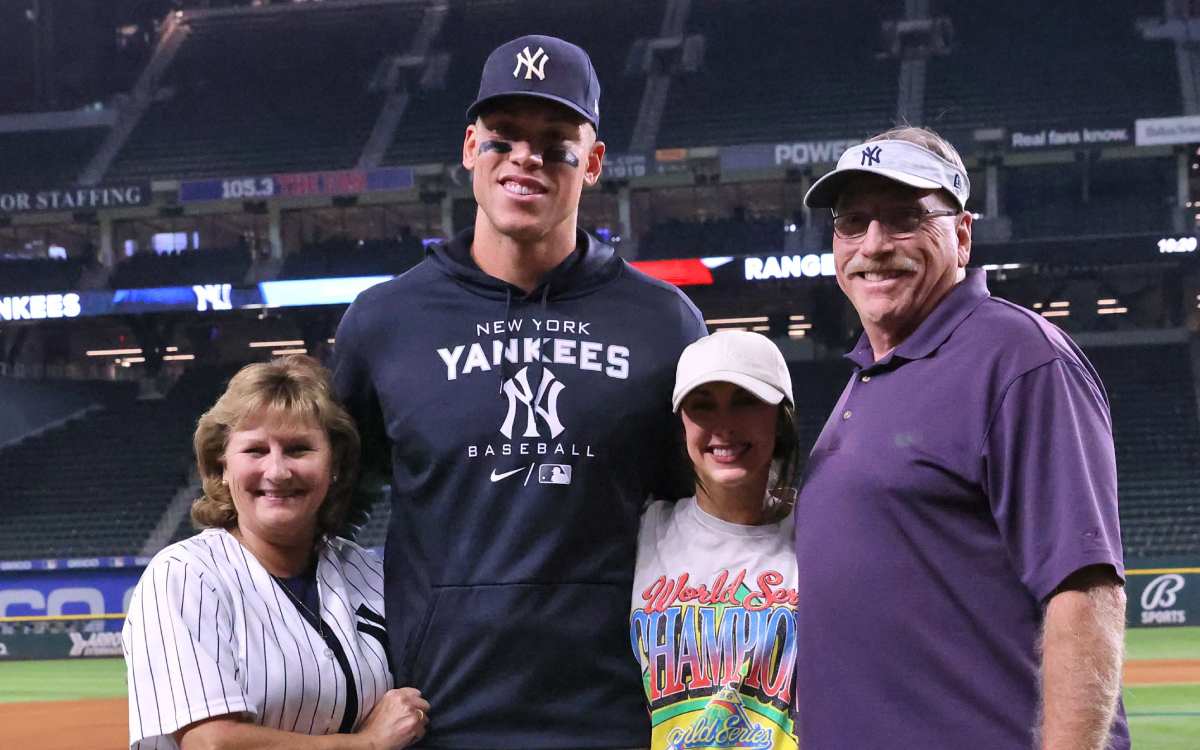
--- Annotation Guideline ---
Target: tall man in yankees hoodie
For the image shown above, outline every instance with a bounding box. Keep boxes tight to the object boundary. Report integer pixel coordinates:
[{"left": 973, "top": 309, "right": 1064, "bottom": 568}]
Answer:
[{"left": 332, "top": 36, "right": 706, "bottom": 748}]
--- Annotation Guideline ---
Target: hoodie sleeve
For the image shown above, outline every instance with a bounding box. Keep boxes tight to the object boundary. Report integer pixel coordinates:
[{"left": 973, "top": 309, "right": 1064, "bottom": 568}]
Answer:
[
  {"left": 648, "top": 293, "right": 708, "bottom": 500},
  {"left": 332, "top": 300, "right": 392, "bottom": 535}
]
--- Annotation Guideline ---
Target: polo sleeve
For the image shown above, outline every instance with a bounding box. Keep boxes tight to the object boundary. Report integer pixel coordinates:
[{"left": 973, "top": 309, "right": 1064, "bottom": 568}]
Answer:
[
  {"left": 982, "top": 358, "right": 1125, "bottom": 603},
  {"left": 124, "top": 558, "right": 252, "bottom": 748}
]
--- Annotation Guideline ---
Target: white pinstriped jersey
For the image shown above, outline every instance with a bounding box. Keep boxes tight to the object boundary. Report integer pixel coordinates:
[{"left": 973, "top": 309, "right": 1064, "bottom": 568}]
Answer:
[{"left": 122, "top": 528, "right": 391, "bottom": 749}]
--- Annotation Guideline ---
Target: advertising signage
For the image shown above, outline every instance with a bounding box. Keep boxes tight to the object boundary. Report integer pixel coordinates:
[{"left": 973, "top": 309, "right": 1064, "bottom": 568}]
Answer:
[
  {"left": 0, "top": 182, "right": 151, "bottom": 216},
  {"left": 1, "top": 251, "right": 839, "bottom": 323},
  {"left": 1136, "top": 114, "right": 1200, "bottom": 147},
  {"left": 178, "top": 166, "right": 414, "bottom": 203},
  {"left": 719, "top": 139, "right": 859, "bottom": 172},
  {"left": 1008, "top": 124, "right": 1132, "bottom": 150},
  {"left": 1126, "top": 567, "right": 1199, "bottom": 628},
  {"left": 0, "top": 278, "right": 392, "bottom": 322}
]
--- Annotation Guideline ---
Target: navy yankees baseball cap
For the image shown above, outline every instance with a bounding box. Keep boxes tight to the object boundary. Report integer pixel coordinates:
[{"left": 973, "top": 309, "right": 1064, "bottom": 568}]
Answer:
[{"left": 466, "top": 35, "right": 601, "bottom": 131}]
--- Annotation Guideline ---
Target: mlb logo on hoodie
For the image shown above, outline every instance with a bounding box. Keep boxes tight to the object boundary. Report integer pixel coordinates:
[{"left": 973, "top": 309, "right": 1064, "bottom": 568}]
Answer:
[{"left": 538, "top": 464, "right": 572, "bottom": 485}]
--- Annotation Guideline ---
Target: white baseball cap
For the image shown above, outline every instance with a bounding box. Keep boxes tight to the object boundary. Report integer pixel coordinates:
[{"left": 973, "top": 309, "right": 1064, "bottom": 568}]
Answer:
[
  {"left": 672, "top": 330, "right": 793, "bottom": 412},
  {"left": 804, "top": 139, "right": 970, "bottom": 210}
]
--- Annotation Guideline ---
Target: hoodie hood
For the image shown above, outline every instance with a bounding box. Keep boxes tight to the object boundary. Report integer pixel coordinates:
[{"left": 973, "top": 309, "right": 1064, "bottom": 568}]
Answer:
[{"left": 429, "top": 227, "right": 625, "bottom": 302}]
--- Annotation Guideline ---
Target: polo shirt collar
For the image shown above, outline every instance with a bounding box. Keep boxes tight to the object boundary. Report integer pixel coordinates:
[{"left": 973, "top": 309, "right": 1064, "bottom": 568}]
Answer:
[{"left": 844, "top": 268, "right": 991, "bottom": 370}]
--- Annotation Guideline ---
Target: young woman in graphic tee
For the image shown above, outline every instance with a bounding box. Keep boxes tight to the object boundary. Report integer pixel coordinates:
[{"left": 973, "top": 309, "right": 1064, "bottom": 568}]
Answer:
[{"left": 630, "top": 330, "right": 801, "bottom": 750}]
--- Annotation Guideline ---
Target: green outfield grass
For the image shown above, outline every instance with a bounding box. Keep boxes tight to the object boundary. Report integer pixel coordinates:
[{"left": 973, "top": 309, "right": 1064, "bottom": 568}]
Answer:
[
  {"left": 1121, "top": 628, "right": 1200, "bottom": 750},
  {"left": 1, "top": 629, "right": 1198, "bottom": 747},
  {"left": 1126, "top": 626, "right": 1200, "bottom": 661},
  {"left": 0, "top": 657, "right": 126, "bottom": 703},
  {"left": 1126, "top": 683, "right": 1200, "bottom": 750}
]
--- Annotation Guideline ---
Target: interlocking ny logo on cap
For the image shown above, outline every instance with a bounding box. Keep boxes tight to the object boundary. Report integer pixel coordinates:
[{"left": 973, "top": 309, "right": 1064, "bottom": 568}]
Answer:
[
  {"left": 513, "top": 46, "right": 550, "bottom": 81},
  {"left": 860, "top": 146, "right": 882, "bottom": 166}
]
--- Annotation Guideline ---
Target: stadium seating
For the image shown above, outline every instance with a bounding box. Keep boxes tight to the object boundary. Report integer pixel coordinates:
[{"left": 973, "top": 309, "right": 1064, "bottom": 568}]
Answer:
[
  {"left": 108, "top": 246, "right": 252, "bottom": 288},
  {"left": 0, "top": 367, "right": 230, "bottom": 560},
  {"left": 1003, "top": 157, "right": 1176, "bottom": 240},
  {"left": 278, "top": 235, "right": 425, "bottom": 279},
  {"left": 926, "top": 0, "right": 1177, "bottom": 133},
  {"left": 381, "top": 0, "right": 660, "bottom": 166},
  {"left": 657, "top": 0, "right": 898, "bottom": 149},
  {"left": 0, "top": 258, "right": 88, "bottom": 295},
  {"left": 0, "top": 377, "right": 134, "bottom": 448},
  {"left": 0, "top": 129, "right": 109, "bottom": 190},
  {"left": 1087, "top": 345, "right": 1200, "bottom": 558},
  {"left": 107, "top": 1, "right": 427, "bottom": 180},
  {"left": 638, "top": 215, "right": 786, "bottom": 260}
]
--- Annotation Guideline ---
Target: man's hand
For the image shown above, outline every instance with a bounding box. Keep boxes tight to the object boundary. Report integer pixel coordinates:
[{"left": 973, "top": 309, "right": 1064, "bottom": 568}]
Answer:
[{"left": 1040, "top": 564, "right": 1125, "bottom": 750}]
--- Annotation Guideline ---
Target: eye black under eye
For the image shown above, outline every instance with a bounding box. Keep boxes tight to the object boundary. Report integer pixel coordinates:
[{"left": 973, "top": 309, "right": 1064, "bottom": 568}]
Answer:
[{"left": 543, "top": 147, "right": 580, "bottom": 167}]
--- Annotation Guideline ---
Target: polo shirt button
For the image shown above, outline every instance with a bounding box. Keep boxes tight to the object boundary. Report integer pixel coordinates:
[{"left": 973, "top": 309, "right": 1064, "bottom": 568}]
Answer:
[
  {"left": 842, "top": 410, "right": 852, "bottom": 420},
  {"left": 324, "top": 648, "right": 335, "bottom": 660},
  {"left": 860, "top": 375, "right": 871, "bottom": 383}
]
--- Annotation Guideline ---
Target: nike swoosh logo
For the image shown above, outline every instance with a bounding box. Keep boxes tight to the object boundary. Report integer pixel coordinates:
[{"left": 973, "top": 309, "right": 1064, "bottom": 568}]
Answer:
[{"left": 490, "top": 466, "right": 527, "bottom": 482}]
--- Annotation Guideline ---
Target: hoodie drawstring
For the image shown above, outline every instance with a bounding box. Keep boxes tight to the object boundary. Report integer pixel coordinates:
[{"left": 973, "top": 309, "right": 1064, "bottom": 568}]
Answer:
[
  {"left": 499, "top": 286, "right": 514, "bottom": 397},
  {"left": 498, "top": 281, "right": 553, "bottom": 398},
  {"left": 531, "top": 282, "right": 551, "bottom": 396}
]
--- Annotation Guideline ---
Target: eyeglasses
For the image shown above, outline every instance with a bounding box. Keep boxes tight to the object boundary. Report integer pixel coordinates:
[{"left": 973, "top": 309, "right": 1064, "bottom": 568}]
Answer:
[{"left": 831, "top": 208, "right": 960, "bottom": 239}]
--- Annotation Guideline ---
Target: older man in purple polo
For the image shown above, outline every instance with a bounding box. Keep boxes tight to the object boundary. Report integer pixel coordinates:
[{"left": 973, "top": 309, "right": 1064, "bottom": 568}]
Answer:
[{"left": 794, "top": 126, "right": 1128, "bottom": 749}]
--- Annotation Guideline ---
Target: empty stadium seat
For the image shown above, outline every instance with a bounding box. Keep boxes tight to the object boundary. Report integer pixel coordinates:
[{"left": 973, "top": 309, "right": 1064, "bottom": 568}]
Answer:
[
  {"left": 108, "top": 247, "right": 252, "bottom": 288},
  {"left": 0, "top": 367, "right": 232, "bottom": 560},
  {"left": 0, "top": 257, "right": 88, "bottom": 295},
  {"left": 1086, "top": 344, "right": 1200, "bottom": 559},
  {"left": 108, "top": 1, "right": 428, "bottom": 180}
]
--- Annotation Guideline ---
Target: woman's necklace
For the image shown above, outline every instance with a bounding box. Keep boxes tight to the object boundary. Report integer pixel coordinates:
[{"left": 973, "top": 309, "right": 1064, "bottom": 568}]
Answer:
[{"left": 272, "top": 567, "right": 327, "bottom": 637}]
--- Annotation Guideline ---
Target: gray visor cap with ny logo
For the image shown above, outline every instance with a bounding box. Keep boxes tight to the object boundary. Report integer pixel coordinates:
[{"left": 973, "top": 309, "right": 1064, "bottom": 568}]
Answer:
[{"left": 804, "top": 139, "right": 971, "bottom": 211}]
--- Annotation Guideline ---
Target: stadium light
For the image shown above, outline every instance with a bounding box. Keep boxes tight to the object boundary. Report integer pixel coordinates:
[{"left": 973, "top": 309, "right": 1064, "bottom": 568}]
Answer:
[
  {"left": 1097, "top": 299, "right": 1118, "bottom": 305},
  {"left": 272, "top": 348, "right": 308, "bottom": 355},
  {"left": 1097, "top": 307, "right": 1128, "bottom": 315},
  {"left": 1041, "top": 310, "right": 1070, "bottom": 318},
  {"left": 1049, "top": 301, "right": 1070, "bottom": 308},
  {"left": 789, "top": 314, "right": 806, "bottom": 321},
  {"left": 163, "top": 354, "right": 195, "bottom": 361},
  {"left": 86, "top": 348, "right": 142, "bottom": 357},
  {"left": 705, "top": 316, "right": 769, "bottom": 325},
  {"left": 788, "top": 330, "right": 807, "bottom": 338},
  {"left": 248, "top": 340, "right": 305, "bottom": 348}
]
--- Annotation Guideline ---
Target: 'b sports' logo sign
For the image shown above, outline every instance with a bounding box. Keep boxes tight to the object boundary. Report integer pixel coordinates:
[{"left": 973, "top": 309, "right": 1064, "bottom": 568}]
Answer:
[
  {"left": 1138, "top": 573, "right": 1187, "bottom": 626},
  {"left": 500, "top": 366, "right": 566, "bottom": 439}
]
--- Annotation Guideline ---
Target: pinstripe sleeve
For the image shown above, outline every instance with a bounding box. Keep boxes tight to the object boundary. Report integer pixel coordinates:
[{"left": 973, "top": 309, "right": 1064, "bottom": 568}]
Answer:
[{"left": 123, "top": 556, "right": 253, "bottom": 748}]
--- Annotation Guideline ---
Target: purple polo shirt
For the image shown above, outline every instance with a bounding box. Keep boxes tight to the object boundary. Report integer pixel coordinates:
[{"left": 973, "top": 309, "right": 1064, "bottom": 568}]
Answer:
[{"left": 794, "top": 269, "right": 1129, "bottom": 749}]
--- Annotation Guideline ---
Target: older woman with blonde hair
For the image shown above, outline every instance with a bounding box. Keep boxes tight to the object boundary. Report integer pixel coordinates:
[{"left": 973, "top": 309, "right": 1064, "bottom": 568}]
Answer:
[{"left": 123, "top": 355, "right": 428, "bottom": 749}]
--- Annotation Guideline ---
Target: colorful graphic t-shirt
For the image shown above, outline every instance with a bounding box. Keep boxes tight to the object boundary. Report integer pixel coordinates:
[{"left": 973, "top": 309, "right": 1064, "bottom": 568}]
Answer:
[{"left": 631, "top": 497, "right": 797, "bottom": 750}]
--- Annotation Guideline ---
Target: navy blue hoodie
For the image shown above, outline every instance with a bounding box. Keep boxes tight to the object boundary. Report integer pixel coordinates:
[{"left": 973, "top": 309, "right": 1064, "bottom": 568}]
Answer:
[{"left": 332, "top": 228, "right": 706, "bottom": 748}]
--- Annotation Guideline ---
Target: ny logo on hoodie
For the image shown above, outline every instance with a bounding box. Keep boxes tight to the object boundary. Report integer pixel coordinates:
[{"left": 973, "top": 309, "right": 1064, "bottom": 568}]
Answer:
[{"left": 500, "top": 366, "right": 567, "bottom": 439}]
